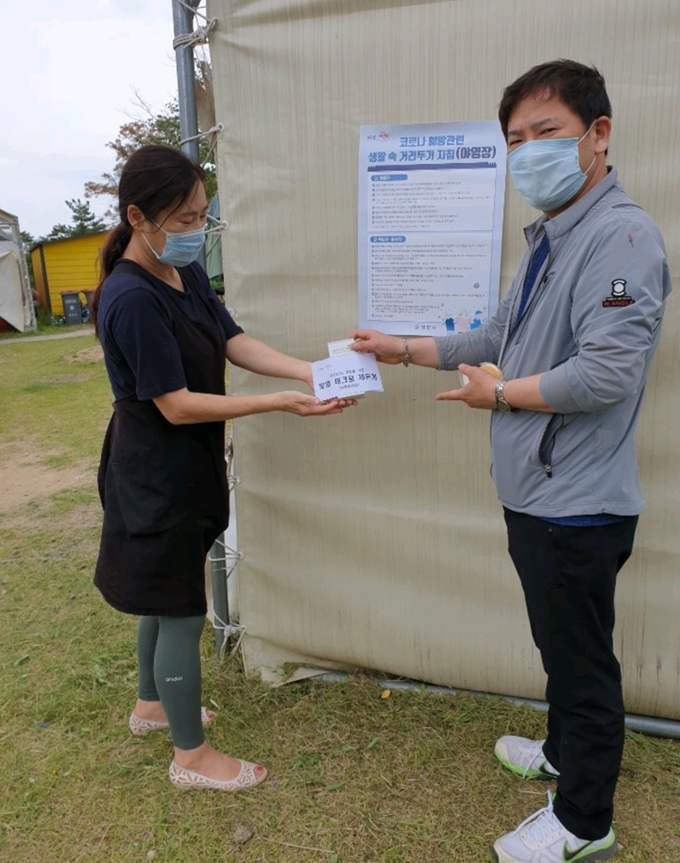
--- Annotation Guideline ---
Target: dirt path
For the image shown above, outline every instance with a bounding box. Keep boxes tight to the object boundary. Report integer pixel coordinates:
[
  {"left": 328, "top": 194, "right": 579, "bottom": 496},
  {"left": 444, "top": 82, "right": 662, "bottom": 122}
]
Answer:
[
  {"left": 0, "top": 340, "right": 104, "bottom": 515},
  {"left": 0, "top": 444, "right": 93, "bottom": 514},
  {"left": 0, "top": 328, "right": 94, "bottom": 346}
]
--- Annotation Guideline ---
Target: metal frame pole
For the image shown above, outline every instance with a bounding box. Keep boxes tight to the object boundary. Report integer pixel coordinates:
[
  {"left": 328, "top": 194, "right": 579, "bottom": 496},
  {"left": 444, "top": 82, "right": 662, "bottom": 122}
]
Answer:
[
  {"left": 172, "top": 0, "right": 201, "bottom": 164},
  {"left": 173, "top": 0, "right": 228, "bottom": 651},
  {"left": 319, "top": 674, "right": 680, "bottom": 740},
  {"left": 172, "top": 0, "right": 206, "bottom": 275}
]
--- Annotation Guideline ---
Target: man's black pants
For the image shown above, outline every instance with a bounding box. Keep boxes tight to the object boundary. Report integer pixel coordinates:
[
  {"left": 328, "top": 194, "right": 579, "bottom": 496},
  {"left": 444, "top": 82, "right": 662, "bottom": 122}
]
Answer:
[{"left": 503, "top": 508, "right": 638, "bottom": 840}]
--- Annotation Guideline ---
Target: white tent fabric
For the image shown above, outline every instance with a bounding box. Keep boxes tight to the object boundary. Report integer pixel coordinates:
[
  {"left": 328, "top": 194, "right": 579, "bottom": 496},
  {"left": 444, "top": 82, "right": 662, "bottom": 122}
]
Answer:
[
  {"left": 0, "top": 239, "right": 28, "bottom": 332},
  {"left": 208, "top": 0, "right": 680, "bottom": 719}
]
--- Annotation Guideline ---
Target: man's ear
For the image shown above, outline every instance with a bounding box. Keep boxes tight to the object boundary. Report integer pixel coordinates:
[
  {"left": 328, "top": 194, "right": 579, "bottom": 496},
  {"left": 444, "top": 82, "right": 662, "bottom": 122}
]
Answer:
[{"left": 593, "top": 116, "right": 612, "bottom": 156}]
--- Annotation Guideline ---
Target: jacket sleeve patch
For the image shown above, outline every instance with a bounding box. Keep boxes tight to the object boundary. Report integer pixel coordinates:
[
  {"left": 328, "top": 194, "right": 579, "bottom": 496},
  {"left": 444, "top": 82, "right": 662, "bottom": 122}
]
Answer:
[{"left": 602, "top": 279, "right": 636, "bottom": 308}]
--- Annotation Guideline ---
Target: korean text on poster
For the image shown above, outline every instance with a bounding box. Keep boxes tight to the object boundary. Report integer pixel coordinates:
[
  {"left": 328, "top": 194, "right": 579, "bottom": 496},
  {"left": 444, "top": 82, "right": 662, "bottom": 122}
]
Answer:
[{"left": 358, "top": 122, "right": 507, "bottom": 337}]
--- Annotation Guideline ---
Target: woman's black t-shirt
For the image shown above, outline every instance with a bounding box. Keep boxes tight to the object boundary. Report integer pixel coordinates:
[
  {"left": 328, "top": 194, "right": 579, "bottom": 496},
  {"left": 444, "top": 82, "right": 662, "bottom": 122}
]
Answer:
[{"left": 98, "top": 260, "right": 243, "bottom": 402}]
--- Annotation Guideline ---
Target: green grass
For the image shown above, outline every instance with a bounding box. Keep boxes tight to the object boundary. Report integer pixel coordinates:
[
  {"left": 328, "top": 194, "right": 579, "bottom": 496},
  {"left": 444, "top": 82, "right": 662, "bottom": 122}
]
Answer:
[
  {"left": 0, "top": 334, "right": 109, "bottom": 462},
  {"left": 0, "top": 322, "right": 93, "bottom": 340},
  {"left": 0, "top": 340, "right": 679, "bottom": 863}
]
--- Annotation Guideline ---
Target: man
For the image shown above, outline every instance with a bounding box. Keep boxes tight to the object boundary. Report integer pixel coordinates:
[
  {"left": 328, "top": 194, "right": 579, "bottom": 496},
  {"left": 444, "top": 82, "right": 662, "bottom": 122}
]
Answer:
[{"left": 351, "top": 60, "right": 671, "bottom": 863}]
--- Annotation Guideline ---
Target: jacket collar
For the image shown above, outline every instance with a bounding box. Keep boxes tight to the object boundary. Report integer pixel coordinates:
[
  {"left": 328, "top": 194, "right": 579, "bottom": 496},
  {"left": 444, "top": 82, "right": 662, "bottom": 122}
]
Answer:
[{"left": 523, "top": 168, "right": 621, "bottom": 245}]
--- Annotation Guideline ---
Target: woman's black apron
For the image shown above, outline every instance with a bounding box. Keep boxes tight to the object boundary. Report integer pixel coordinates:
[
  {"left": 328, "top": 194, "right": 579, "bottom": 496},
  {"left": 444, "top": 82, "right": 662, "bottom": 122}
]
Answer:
[{"left": 94, "top": 261, "right": 229, "bottom": 617}]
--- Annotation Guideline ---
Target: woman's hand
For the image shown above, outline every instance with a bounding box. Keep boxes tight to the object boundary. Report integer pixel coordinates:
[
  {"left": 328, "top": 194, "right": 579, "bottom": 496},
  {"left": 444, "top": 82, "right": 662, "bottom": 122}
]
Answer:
[
  {"left": 276, "top": 391, "right": 357, "bottom": 416},
  {"left": 350, "top": 330, "right": 405, "bottom": 364}
]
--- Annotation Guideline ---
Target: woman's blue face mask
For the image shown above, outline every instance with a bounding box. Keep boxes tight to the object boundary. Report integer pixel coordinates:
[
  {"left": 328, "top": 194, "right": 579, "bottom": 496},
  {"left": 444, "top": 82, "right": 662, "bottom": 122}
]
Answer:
[
  {"left": 143, "top": 220, "right": 207, "bottom": 267},
  {"left": 508, "top": 123, "right": 596, "bottom": 213}
]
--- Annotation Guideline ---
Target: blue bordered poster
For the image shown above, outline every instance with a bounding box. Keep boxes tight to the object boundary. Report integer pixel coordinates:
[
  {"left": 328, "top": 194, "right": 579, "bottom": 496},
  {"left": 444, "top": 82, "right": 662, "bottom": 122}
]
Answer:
[{"left": 358, "top": 122, "right": 507, "bottom": 337}]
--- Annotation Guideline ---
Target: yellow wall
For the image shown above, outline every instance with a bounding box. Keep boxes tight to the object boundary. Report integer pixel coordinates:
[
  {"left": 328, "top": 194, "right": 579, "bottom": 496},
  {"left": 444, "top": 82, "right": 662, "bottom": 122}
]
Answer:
[{"left": 31, "top": 232, "right": 110, "bottom": 316}]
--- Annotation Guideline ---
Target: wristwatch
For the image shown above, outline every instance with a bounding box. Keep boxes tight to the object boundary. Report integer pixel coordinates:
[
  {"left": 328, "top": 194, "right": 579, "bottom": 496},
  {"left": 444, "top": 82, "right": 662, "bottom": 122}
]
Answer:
[{"left": 494, "top": 379, "right": 514, "bottom": 412}]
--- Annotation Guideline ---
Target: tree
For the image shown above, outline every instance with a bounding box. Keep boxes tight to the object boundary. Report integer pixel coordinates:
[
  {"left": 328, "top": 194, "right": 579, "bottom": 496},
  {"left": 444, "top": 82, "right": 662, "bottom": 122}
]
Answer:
[
  {"left": 44, "top": 199, "right": 107, "bottom": 242},
  {"left": 84, "top": 99, "right": 218, "bottom": 218}
]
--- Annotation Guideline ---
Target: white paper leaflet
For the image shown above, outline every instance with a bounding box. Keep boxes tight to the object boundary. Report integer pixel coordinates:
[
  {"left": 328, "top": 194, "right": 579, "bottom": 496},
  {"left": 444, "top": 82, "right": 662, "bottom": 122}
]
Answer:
[{"left": 312, "top": 352, "right": 383, "bottom": 400}]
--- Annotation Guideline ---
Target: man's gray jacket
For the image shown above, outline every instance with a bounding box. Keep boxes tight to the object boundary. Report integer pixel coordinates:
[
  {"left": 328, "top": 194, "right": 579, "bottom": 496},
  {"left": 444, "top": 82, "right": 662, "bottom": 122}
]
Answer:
[{"left": 435, "top": 169, "right": 672, "bottom": 517}]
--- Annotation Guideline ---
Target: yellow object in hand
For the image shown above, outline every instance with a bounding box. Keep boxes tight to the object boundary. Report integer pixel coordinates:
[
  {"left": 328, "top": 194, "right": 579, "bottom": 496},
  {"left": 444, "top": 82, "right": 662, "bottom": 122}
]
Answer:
[{"left": 459, "top": 362, "right": 502, "bottom": 386}]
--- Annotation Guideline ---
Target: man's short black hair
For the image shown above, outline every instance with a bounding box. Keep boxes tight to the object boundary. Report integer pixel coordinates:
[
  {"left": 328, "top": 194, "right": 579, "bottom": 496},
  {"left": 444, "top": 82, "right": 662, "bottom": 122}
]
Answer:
[{"left": 498, "top": 60, "right": 612, "bottom": 139}]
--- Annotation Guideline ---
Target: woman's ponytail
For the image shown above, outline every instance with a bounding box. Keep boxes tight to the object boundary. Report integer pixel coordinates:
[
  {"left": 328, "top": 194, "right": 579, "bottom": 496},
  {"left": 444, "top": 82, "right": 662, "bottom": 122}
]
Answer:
[{"left": 92, "top": 222, "right": 132, "bottom": 337}]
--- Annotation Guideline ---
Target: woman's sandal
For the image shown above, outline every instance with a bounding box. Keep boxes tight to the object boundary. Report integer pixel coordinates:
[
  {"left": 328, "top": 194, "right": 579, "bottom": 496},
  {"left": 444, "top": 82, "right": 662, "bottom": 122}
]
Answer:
[
  {"left": 129, "top": 705, "right": 215, "bottom": 736},
  {"left": 169, "top": 759, "right": 267, "bottom": 792}
]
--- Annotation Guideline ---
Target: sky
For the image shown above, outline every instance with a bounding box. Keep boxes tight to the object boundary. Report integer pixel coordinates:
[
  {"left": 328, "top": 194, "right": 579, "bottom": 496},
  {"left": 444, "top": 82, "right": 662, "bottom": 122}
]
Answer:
[{"left": 1, "top": 0, "right": 183, "bottom": 239}]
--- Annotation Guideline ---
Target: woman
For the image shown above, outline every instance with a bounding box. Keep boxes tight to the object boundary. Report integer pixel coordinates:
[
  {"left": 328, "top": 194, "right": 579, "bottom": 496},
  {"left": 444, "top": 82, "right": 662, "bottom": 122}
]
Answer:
[{"left": 93, "top": 145, "right": 353, "bottom": 792}]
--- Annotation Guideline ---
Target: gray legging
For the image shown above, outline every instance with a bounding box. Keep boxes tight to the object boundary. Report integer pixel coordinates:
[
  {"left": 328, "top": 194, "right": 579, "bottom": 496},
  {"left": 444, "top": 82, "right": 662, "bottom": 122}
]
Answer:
[{"left": 137, "top": 614, "right": 206, "bottom": 750}]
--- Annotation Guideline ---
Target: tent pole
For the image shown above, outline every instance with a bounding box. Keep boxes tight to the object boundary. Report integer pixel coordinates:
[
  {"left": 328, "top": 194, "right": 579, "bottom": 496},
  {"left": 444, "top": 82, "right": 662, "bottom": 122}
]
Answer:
[
  {"left": 173, "top": 0, "right": 228, "bottom": 652},
  {"left": 172, "top": 0, "right": 206, "bottom": 273},
  {"left": 173, "top": 0, "right": 201, "bottom": 164},
  {"left": 317, "top": 673, "right": 680, "bottom": 740}
]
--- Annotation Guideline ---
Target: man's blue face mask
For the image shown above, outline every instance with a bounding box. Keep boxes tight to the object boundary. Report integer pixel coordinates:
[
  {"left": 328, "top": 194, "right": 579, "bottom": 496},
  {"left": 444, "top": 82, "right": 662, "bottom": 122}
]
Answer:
[
  {"left": 143, "top": 220, "right": 206, "bottom": 267},
  {"left": 508, "top": 123, "right": 596, "bottom": 213}
]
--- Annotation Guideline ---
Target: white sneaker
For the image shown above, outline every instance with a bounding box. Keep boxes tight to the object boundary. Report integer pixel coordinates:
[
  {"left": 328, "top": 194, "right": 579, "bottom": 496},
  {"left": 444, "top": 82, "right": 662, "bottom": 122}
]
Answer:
[
  {"left": 495, "top": 735, "right": 560, "bottom": 780},
  {"left": 493, "top": 791, "right": 618, "bottom": 862}
]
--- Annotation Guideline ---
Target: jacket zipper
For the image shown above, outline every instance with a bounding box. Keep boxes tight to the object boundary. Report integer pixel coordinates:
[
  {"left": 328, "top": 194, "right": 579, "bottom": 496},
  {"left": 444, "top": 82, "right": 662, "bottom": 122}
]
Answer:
[
  {"left": 499, "top": 239, "right": 552, "bottom": 369},
  {"left": 511, "top": 270, "right": 552, "bottom": 345},
  {"left": 537, "top": 416, "right": 564, "bottom": 479}
]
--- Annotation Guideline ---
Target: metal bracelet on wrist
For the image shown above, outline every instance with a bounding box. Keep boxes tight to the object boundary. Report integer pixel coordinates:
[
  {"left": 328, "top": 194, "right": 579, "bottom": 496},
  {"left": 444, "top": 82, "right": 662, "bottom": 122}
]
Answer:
[
  {"left": 402, "top": 338, "right": 411, "bottom": 367},
  {"left": 494, "top": 379, "right": 514, "bottom": 412}
]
